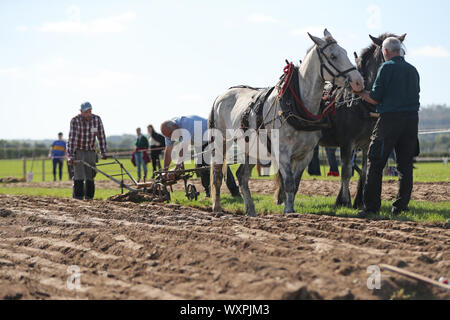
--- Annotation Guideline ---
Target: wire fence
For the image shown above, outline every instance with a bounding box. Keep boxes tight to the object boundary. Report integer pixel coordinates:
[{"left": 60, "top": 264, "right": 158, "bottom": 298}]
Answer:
[{"left": 0, "top": 156, "right": 157, "bottom": 183}]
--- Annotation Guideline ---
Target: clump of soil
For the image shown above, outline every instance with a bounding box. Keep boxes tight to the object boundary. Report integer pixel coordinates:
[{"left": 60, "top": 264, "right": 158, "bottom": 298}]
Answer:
[
  {"left": 108, "top": 192, "right": 158, "bottom": 203},
  {"left": 0, "top": 209, "right": 14, "bottom": 218}
]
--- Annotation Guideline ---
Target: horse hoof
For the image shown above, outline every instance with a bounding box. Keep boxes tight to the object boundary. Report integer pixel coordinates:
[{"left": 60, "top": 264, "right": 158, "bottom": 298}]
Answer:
[
  {"left": 353, "top": 203, "right": 363, "bottom": 210},
  {"left": 335, "top": 197, "right": 352, "bottom": 209},
  {"left": 247, "top": 211, "right": 257, "bottom": 217},
  {"left": 212, "top": 212, "right": 224, "bottom": 218},
  {"left": 335, "top": 202, "right": 352, "bottom": 209},
  {"left": 212, "top": 207, "right": 223, "bottom": 214}
]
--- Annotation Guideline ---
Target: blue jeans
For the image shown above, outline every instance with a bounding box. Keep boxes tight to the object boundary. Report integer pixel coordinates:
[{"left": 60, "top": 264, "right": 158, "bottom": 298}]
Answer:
[
  {"left": 135, "top": 152, "right": 147, "bottom": 180},
  {"left": 326, "top": 148, "right": 339, "bottom": 173},
  {"left": 52, "top": 158, "right": 63, "bottom": 181}
]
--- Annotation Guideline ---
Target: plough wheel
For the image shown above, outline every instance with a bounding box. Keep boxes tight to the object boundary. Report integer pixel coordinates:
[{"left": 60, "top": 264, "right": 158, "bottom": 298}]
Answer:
[
  {"left": 151, "top": 183, "right": 171, "bottom": 202},
  {"left": 186, "top": 184, "right": 199, "bottom": 201}
]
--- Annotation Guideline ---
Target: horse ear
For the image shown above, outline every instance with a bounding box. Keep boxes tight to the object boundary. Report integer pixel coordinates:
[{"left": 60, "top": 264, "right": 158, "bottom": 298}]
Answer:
[
  {"left": 324, "top": 28, "right": 332, "bottom": 38},
  {"left": 308, "top": 33, "right": 326, "bottom": 47},
  {"left": 398, "top": 33, "right": 407, "bottom": 42},
  {"left": 369, "top": 35, "right": 383, "bottom": 47}
]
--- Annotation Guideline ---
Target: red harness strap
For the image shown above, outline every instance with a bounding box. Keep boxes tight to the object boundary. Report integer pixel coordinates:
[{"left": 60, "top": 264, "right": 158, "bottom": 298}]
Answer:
[{"left": 280, "top": 62, "right": 336, "bottom": 121}]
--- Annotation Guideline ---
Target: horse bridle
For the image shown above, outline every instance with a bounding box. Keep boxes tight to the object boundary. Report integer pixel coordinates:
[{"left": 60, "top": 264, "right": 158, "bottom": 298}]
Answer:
[{"left": 316, "top": 41, "right": 357, "bottom": 85}]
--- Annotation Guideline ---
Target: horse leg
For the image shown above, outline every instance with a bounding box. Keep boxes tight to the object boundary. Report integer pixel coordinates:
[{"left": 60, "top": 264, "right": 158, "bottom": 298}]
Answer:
[
  {"left": 335, "top": 146, "right": 353, "bottom": 208},
  {"left": 237, "top": 164, "right": 256, "bottom": 217},
  {"left": 211, "top": 139, "right": 226, "bottom": 214},
  {"left": 211, "top": 163, "right": 224, "bottom": 213},
  {"left": 274, "top": 171, "right": 286, "bottom": 205},
  {"left": 279, "top": 160, "right": 296, "bottom": 214},
  {"left": 292, "top": 152, "right": 312, "bottom": 195},
  {"left": 353, "top": 146, "right": 368, "bottom": 209}
]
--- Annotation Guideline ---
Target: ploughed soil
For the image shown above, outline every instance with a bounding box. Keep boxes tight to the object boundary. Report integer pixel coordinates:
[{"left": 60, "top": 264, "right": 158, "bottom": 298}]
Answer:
[
  {"left": 0, "top": 194, "right": 449, "bottom": 300},
  {"left": 2, "top": 179, "right": 450, "bottom": 202}
]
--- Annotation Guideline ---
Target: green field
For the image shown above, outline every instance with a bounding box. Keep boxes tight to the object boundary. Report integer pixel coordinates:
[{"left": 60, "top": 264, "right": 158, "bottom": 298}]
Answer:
[
  {"left": 1, "top": 158, "right": 449, "bottom": 183},
  {"left": 1, "top": 158, "right": 449, "bottom": 223}
]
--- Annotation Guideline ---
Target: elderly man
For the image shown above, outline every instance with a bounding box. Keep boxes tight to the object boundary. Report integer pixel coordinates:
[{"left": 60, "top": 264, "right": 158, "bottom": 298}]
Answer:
[
  {"left": 67, "top": 102, "right": 108, "bottom": 200},
  {"left": 161, "top": 115, "right": 241, "bottom": 198},
  {"left": 355, "top": 37, "right": 420, "bottom": 217}
]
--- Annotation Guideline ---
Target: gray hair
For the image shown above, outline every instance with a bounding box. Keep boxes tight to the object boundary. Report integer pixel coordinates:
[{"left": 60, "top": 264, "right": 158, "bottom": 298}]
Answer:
[{"left": 382, "top": 37, "right": 402, "bottom": 54}]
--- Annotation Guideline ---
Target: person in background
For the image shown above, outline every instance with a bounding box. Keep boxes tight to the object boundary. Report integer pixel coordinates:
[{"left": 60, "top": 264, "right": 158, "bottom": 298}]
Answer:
[
  {"left": 307, "top": 146, "right": 321, "bottom": 176},
  {"left": 67, "top": 102, "right": 107, "bottom": 200},
  {"left": 134, "top": 127, "right": 150, "bottom": 182},
  {"left": 308, "top": 146, "right": 340, "bottom": 177},
  {"left": 48, "top": 132, "right": 66, "bottom": 181},
  {"left": 326, "top": 147, "right": 340, "bottom": 177},
  {"left": 147, "top": 125, "right": 165, "bottom": 178}
]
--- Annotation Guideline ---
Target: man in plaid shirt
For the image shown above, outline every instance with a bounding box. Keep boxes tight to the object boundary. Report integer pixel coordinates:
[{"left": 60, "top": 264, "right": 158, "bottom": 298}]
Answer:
[{"left": 68, "top": 102, "right": 108, "bottom": 200}]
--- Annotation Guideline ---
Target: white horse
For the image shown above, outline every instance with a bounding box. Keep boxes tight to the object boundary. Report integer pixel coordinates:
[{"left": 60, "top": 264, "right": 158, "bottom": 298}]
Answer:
[{"left": 209, "top": 29, "right": 364, "bottom": 217}]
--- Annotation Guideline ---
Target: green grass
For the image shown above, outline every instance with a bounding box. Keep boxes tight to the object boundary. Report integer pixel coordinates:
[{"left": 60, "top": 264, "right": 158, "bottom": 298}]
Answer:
[
  {"left": 1, "top": 158, "right": 449, "bottom": 183},
  {"left": 0, "top": 157, "right": 448, "bottom": 223},
  {"left": 171, "top": 192, "right": 450, "bottom": 223},
  {"left": 1, "top": 187, "right": 448, "bottom": 223}
]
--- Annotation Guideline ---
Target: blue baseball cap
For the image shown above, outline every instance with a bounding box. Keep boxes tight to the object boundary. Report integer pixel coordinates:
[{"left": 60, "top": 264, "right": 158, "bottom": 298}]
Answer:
[{"left": 81, "top": 102, "right": 92, "bottom": 112}]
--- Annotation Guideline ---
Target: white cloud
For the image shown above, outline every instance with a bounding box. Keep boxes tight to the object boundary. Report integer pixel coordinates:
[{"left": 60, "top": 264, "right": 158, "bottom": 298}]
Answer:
[
  {"left": 410, "top": 46, "right": 450, "bottom": 58},
  {"left": 1, "top": 58, "right": 136, "bottom": 91},
  {"left": 16, "top": 26, "right": 28, "bottom": 32},
  {"left": 248, "top": 13, "right": 278, "bottom": 24},
  {"left": 291, "top": 26, "right": 325, "bottom": 38},
  {"left": 366, "top": 5, "right": 381, "bottom": 30},
  {"left": 37, "top": 6, "right": 136, "bottom": 33}
]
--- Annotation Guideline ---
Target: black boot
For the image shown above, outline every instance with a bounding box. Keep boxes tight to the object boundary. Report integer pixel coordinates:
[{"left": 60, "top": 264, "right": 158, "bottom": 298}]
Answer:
[
  {"left": 73, "top": 180, "right": 84, "bottom": 200},
  {"left": 85, "top": 180, "right": 95, "bottom": 200}
]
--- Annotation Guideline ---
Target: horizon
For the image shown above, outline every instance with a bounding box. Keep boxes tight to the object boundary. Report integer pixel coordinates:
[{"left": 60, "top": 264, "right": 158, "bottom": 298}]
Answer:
[{"left": 1, "top": 0, "right": 450, "bottom": 140}]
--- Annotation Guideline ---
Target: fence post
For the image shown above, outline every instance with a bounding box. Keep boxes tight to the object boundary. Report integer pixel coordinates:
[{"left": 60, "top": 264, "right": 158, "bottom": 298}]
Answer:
[
  {"left": 23, "top": 158, "right": 26, "bottom": 179},
  {"left": 42, "top": 158, "right": 45, "bottom": 182}
]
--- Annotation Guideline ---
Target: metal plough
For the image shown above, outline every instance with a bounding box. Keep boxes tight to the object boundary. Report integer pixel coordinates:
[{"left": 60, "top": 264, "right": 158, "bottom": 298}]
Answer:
[{"left": 74, "top": 156, "right": 209, "bottom": 202}]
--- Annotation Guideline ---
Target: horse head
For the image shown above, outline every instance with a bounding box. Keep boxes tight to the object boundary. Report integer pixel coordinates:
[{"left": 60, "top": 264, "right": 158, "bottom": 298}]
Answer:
[
  {"left": 359, "top": 33, "right": 407, "bottom": 89},
  {"left": 307, "top": 29, "right": 364, "bottom": 93}
]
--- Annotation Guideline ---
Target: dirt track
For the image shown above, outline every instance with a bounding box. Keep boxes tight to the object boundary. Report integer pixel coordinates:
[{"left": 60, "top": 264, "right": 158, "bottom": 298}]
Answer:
[{"left": 0, "top": 194, "right": 448, "bottom": 300}]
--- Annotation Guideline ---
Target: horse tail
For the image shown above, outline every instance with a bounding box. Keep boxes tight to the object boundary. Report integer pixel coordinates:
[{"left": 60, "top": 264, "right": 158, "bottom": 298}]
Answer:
[
  {"left": 209, "top": 101, "right": 216, "bottom": 204},
  {"left": 209, "top": 97, "right": 223, "bottom": 208},
  {"left": 208, "top": 96, "right": 218, "bottom": 129}
]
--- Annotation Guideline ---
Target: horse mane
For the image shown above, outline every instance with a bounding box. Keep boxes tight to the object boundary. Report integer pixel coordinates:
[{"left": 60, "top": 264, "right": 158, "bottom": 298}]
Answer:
[{"left": 358, "top": 33, "right": 402, "bottom": 89}]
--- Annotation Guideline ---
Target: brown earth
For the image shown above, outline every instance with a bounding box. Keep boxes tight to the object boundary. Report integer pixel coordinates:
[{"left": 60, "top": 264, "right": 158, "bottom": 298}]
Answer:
[
  {"left": 3, "top": 179, "right": 450, "bottom": 202},
  {"left": 0, "top": 194, "right": 448, "bottom": 300}
]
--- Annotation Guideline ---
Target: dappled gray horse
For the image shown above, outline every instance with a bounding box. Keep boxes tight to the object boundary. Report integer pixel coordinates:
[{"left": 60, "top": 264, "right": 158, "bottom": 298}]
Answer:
[
  {"left": 275, "top": 33, "right": 407, "bottom": 209},
  {"left": 209, "top": 29, "right": 364, "bottom": 217}
]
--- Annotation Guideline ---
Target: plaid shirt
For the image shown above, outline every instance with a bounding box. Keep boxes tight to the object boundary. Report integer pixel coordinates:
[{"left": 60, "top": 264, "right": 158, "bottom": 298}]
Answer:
[{"left": 68, "top": 113, "right": 107, "bottom": 159}]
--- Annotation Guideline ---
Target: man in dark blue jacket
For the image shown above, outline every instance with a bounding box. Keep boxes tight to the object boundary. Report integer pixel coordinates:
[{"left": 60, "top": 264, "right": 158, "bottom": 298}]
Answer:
[{"left": 355, "top": 37, "right": 420, "bottom": 217}]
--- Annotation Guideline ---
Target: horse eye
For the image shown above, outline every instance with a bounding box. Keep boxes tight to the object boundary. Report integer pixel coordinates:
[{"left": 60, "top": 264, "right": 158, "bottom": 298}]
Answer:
[{"left": 330, "top": 54, "right": 337, "bottom": 60}]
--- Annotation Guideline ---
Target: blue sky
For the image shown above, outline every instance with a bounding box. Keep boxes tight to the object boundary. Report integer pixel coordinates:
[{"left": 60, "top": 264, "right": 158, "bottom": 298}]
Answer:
[{"left": 1, "top": 0, "right": 449, "bottom": 140}]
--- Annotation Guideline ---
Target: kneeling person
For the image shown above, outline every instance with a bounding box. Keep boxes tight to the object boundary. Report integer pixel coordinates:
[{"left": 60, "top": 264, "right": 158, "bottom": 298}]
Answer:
[{"left": 160, "top": 115, "right": 241, "bottom": 198}]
